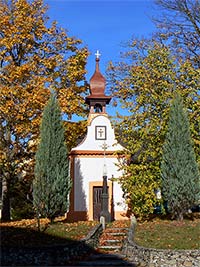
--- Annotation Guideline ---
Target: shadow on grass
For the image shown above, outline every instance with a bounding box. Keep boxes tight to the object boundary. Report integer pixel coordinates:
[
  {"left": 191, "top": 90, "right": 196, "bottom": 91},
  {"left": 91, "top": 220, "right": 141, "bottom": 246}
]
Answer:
[
  {"left": 147, "top": 211, "right": 200, "bottom": 223},
  {"left": 1, "top": 225, "right": 135, "bottom": 266}
]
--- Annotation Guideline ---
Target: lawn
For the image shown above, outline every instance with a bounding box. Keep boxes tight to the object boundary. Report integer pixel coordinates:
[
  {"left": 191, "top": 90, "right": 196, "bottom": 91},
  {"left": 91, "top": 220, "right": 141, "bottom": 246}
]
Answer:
[
  {"left": 1, "top": 215, "right": 200, "bottom": 249},
  {"left": 1, "top": 217, "right": 98, "bottom": 247},
  {"left": 134, "top": 215, "right": 200, "bottom": 250}
]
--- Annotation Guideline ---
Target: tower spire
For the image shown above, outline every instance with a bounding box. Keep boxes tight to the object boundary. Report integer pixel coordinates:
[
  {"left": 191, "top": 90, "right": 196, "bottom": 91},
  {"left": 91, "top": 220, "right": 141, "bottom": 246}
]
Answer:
[{"left": 85, "top": 51, "right": 111, "bottom": 115}]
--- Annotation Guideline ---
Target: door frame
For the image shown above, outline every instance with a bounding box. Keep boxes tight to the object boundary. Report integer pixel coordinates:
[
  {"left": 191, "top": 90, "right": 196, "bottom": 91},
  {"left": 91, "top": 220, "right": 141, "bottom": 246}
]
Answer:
[{"left": 89, "top": 181, "right": 112, "bottom": 221}]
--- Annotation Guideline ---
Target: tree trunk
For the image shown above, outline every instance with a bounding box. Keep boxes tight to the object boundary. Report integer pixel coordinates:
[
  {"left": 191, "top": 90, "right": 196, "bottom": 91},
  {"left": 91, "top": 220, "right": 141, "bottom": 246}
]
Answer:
[
  {"left": 36, "top": 213, "right": 41, "bottom": 232},
  {"left": 176, "top": 212, "right": 184, "bottom": 221},
  {"left": 1, "top": 177, "right": 11, "bottom": 221}
]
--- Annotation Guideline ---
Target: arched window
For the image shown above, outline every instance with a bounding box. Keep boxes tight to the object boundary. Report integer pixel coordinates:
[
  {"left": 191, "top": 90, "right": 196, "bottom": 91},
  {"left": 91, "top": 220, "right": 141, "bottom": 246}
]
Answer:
[{"left": 94, "top": 103, "right": 102, "bottom": 113}]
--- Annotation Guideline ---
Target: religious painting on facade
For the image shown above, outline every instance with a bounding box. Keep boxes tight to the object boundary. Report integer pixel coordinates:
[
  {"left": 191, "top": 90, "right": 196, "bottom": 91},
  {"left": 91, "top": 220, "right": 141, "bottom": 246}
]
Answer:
[{"left": 95, "top": 126, "right": 106, "bottom": 140}]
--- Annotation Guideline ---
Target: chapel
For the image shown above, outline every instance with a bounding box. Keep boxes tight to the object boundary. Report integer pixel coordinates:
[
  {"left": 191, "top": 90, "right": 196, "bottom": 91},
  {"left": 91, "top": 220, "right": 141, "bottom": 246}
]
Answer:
[{"left": 67, "top": 52, "right": 127, "bottom": 222}]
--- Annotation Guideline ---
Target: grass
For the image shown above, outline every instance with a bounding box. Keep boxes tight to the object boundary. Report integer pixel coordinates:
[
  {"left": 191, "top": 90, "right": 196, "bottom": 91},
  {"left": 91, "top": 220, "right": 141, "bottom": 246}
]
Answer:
[
  {"left": 1, "top": 215, "right": 200, "bottom": 249},
  {"left": 1, "top": 217, "right": 98, "bottom": 247},
  {"left": 134, "top": 215, "right": 200, "bottom": 250},
  {"left": 46, "top": 220, "right": 98, "bottom": 240}
]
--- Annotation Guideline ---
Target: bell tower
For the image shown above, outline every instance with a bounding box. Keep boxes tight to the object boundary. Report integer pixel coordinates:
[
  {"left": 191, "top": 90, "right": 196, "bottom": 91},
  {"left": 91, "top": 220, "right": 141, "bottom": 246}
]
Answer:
[{"left": 86, "top": 50, "right": 111, "bottom": 117}]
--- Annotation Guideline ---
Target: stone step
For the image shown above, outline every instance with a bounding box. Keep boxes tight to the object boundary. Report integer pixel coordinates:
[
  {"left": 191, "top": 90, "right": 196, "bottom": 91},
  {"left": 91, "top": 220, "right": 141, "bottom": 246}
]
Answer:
[
  {"left": 105, "top": 227, "right": 129, "bottom": 232},
  {"left": 98, "top": 245, "right": 122, "bottom": 250},
  {"left": 103, "top": 239, "right": 122, "bottom": 243},
  {"left": 100, "top": 241, "right": 122, "bottom": 248},
  {"left": 89, "top": 253, "right": 127, "bottom": 260},
  {"left": 108, "top": 232, "right": 127, "bottom": 236}
]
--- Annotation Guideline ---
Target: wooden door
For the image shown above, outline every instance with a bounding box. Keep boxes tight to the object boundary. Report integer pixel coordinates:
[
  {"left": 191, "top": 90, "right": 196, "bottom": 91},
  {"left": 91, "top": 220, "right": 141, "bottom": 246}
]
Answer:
[{"left": 93, "top": 186, "right": 103, "bottom": 221}]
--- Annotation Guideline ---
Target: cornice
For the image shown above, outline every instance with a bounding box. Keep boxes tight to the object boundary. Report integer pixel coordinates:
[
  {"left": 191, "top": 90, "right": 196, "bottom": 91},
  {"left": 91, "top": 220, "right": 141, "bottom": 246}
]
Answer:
[{"left": 69, "top": 150, "right": 124, "bottom": 157}]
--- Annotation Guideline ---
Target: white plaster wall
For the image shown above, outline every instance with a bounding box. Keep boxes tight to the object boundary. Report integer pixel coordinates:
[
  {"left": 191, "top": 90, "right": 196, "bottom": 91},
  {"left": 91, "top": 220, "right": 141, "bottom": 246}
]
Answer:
[
  {"left": 74, "top": 157, "right": 125, "bottom": 212},
  {"left": 72, "top": 114, "right": 126, "bottom": 215}
]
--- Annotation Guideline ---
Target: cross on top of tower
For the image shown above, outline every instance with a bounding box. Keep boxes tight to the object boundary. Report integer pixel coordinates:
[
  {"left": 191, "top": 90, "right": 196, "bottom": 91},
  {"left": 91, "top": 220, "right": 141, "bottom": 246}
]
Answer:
[{"left": 95, "top": 50, "right": 101, "bottom": 59}]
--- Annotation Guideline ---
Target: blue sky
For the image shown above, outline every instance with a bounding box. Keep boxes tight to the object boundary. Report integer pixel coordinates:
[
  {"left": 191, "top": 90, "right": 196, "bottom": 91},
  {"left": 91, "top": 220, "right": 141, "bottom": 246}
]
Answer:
[{"left": 44, "top": 0, "right": 158, "bottom": 117}]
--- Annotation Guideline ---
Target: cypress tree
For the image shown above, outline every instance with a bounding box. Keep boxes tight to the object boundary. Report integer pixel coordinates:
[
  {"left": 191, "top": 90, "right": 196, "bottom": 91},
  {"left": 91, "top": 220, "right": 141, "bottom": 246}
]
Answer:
[
  {"left": 161, "top": 93, "right": 200, "bottom": 220},
  {"left": 33, "top": 93, "right": 71, "bottom": 224}
]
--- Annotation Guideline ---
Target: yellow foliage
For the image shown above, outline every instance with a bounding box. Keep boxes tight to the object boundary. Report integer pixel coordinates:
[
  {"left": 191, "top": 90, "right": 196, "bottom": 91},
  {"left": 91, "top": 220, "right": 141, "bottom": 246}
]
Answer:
[
  {"left": 109, "top": 41, "right": 200, "bottom": 219},
  {"left": 0, "top": 0, "right": 89, "bottom": 220}
]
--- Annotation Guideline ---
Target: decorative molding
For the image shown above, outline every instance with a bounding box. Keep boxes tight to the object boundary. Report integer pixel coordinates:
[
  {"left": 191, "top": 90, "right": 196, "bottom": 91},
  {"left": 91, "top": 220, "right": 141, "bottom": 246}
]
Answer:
[{"left": 70, "top": 150, "right": 120, "bottom": 156}]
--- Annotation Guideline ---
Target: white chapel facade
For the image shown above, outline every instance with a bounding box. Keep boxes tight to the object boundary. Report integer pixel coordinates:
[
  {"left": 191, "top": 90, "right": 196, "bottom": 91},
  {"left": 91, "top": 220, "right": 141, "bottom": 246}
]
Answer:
[{"left": 67, "top": 53, "right": 127, "bottom": 221}]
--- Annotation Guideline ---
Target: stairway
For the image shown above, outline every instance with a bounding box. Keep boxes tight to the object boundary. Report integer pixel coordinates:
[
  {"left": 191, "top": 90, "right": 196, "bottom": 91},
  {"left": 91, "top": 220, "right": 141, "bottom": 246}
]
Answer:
[
  {"left": 70, "top": 223, "right": 135, "bottom": 266},
  {"left": 98, "top": 227, "right": 128, "bottom": 253}
]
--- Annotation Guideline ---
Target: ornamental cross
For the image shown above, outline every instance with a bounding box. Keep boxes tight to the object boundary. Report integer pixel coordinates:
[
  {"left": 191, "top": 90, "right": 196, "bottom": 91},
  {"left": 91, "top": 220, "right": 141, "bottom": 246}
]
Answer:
[
  {"left": 101, "top": 142, "right": 109, "bottom": 157},
  {"left": 101, "top": 142, "right": 109, "bottom": 176},
  {"left": 95, "top": 50, "right": 101, "bottom": 59}
]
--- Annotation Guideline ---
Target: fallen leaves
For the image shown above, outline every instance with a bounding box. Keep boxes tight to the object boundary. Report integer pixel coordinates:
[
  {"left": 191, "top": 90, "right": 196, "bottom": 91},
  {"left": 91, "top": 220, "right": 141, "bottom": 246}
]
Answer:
[
  {"left": 134, "top": 216, "right": 200, "bottom": 249},
  {"left": 0, "top": 218, "right": 50, "bottom": 228},
  {"left": 1, "top": 218, "right": 98, "bottom": 247}
]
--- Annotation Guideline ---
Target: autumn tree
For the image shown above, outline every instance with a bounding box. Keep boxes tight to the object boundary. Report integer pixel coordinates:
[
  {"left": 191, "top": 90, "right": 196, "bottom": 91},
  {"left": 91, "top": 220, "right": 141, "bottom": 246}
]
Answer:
[
  {"left": 64, "top": 120, "right": 87, "bottom": 151},
  {"left": 0, "top": 0, "right": 89, "bottom": 221},
  {"left": 152, "top": 0, "right": 200, "bottom": 67},
  {"left": 161, "top": 94, "right": 200, "bottom": 221},
  {"left": 107, "top": 41, "right": 200, "bottom": 218},
  {"left": 33, "top": 93, "right": 71, "bottom": 225}
]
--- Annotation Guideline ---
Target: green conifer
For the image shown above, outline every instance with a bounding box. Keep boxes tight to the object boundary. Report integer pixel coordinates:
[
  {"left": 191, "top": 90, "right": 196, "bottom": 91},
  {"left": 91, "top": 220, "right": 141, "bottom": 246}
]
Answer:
[
  {"left": 161, "top": 94, "right": 200, "bottom": 220},
  {"left": 33, "top": 93, "right": 71, "bottom": 224}
]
